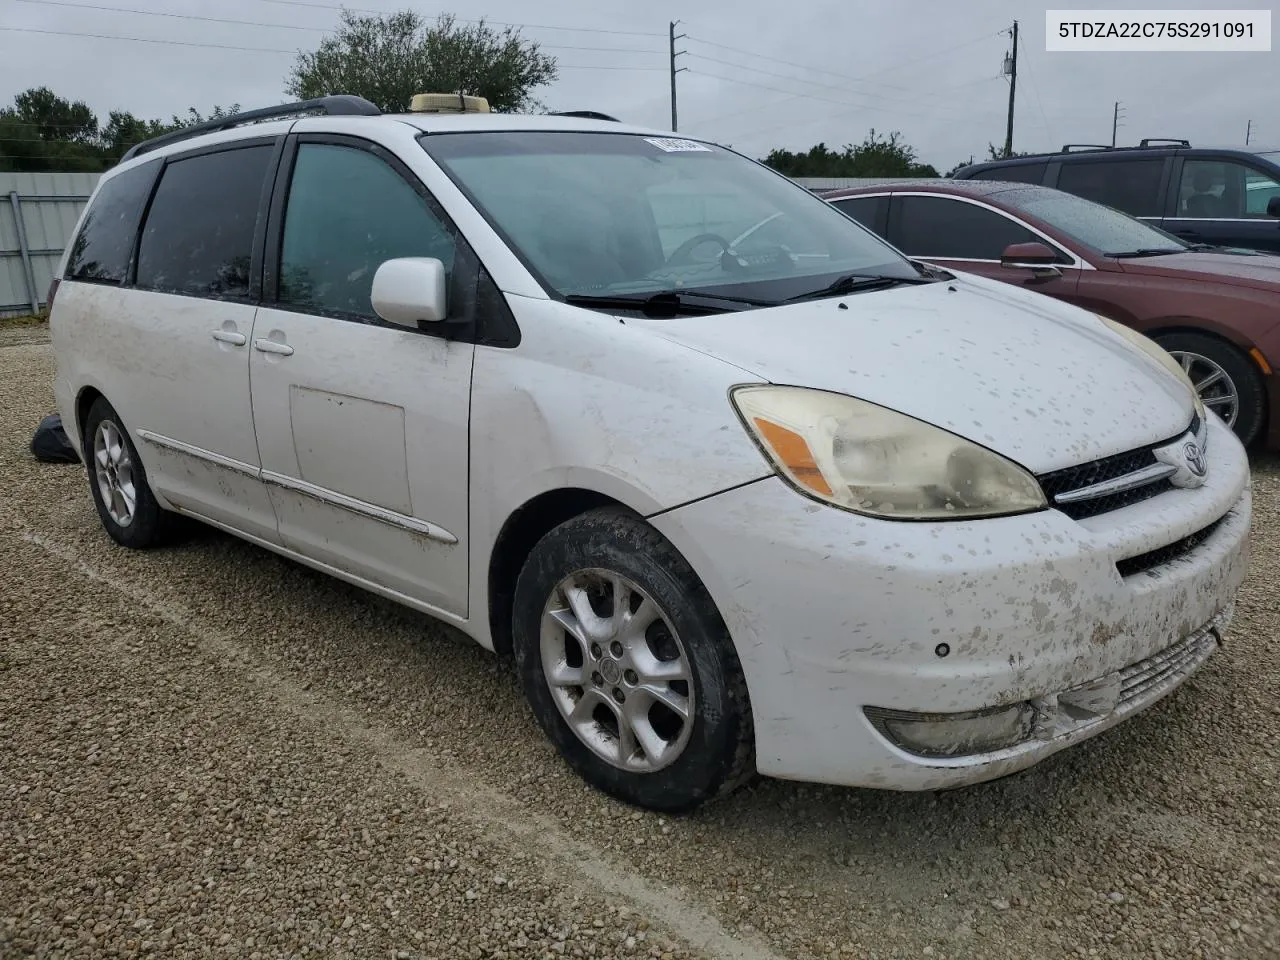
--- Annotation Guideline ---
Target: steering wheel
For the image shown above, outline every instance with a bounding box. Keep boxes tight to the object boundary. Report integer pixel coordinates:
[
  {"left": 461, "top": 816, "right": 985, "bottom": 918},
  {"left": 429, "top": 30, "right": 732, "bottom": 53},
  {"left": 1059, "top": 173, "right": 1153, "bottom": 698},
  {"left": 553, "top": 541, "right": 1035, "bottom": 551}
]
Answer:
[{"left": 666, "top": 232, "right": 733, "bottom": 266}]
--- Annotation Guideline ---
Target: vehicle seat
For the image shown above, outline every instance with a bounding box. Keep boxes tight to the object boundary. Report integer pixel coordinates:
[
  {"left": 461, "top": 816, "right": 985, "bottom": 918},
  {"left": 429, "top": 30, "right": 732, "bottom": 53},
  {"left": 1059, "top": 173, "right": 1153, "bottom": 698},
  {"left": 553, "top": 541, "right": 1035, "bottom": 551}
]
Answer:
[{"left": 1185, "top": 169, "right": 1227, "bottom": 217}]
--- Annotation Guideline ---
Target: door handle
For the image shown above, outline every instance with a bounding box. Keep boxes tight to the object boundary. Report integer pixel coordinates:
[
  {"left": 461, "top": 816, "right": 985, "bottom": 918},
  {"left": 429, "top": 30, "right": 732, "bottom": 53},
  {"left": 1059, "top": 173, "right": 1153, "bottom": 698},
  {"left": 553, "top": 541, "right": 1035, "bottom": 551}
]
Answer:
[
  {"left": 211, "top": 329, "right": 247, "bottom": 346},
  {"left": 254, "top": 338, "right": 294, "bottom": 357}
]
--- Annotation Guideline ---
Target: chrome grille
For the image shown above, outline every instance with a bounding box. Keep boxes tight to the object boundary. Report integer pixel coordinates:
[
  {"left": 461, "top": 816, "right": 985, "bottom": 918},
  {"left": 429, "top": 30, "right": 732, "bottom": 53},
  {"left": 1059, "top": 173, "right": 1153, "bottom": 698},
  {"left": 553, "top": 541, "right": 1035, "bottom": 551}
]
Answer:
[{"left": 1038, "top": 414, "right": 1199, "bottom": 521}]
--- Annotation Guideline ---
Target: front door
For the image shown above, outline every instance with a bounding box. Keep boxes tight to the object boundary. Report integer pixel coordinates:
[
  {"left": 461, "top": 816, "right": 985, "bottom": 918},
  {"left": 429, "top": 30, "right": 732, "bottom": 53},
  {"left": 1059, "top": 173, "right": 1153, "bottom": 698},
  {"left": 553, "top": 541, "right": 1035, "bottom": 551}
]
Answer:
[
  {"left": 249, "top": 136, "right": 474, "bottom": 617},
  {"left": 885, "top": 193, "right": 1081, "bottom": 300},
  {"left": 1163, "top": 157, "right": 1280, "bottom": 254}
]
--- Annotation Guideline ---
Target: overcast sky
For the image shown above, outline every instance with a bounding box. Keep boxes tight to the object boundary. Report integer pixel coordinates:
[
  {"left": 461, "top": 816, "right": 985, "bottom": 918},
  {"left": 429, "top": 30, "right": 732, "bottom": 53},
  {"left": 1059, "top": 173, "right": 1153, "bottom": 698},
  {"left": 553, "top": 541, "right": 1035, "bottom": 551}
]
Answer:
[{"left": 1, "top": 0, "right": 1275, "bottom": 170}]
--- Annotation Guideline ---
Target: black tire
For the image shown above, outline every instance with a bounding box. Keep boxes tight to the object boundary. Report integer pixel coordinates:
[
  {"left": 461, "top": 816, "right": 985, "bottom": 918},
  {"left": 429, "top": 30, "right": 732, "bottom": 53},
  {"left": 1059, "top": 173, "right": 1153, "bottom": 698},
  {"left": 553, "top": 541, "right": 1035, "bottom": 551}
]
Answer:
[
  {"left": 1153, "top": 332, "right": 1267, "bottom": 447},
  {"left": 512, "top": 507, "right": 754, "bottom": 813},
  {"left": 83, "top": 397, "right": 182, "bottom": 548}
]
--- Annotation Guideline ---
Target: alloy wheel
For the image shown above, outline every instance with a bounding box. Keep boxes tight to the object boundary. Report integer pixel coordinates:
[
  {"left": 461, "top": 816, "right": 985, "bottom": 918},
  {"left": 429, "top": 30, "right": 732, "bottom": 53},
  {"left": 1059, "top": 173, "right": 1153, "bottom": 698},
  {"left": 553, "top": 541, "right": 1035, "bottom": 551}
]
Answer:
[
  {"left": 1168, "top": 350, "right": 1239, "bottom": 428},
  {"left": 93, "top": 419, "right": 137, "bottom": 527},
  {"left": 539, "top": 568, "right": 695, "bottom": 772}
]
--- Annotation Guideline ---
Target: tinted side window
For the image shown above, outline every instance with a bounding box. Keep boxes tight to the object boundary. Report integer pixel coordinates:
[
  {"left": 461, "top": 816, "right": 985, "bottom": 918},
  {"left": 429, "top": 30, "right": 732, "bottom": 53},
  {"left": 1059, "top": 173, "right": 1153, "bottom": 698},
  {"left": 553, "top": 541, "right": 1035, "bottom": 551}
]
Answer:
[
  {"left": 136, "top": 145, "right": 274, "bottom": 299},
  {"left": 1055, "top": 159, "right": 1163, "bottom": 216},
  {"left": 278, "top": 143, "right": 456, "bottom": 320},
  {"left": 892, "top": 196, "right": 1041, "bottom": 260},
  {"left": 969, "top": 162, "right": 1047, "bottom": 185},
  {"left": 65, "top": 159, "right": 160, "bottom": 284},
  {"left": 831, "top": 196, "right": 881, "bottom": 230},
  {"left": 1178, "top": 159, "right": 1280, "bottom": 218}
]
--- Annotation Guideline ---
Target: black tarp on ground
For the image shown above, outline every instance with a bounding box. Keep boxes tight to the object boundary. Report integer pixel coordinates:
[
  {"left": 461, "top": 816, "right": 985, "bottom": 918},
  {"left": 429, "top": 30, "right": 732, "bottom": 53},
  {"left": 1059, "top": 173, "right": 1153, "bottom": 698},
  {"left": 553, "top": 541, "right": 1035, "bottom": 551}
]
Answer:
[{"left": 31, "top": 413, "right": 79, "bottom": 464}]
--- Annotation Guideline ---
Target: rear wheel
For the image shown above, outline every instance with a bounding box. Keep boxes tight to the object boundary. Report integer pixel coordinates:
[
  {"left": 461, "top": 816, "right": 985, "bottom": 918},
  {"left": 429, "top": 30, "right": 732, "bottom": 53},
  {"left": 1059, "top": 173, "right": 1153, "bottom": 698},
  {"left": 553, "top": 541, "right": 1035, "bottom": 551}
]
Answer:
[
  {"left": 83, "top": 397, "right": 182, "bottom": 548},
  {"left": 512, "top": 507, "right": 754, "bottom": 812},
  {"left": 1154, "top": 332, "right": 1266, "bottom": 446}
]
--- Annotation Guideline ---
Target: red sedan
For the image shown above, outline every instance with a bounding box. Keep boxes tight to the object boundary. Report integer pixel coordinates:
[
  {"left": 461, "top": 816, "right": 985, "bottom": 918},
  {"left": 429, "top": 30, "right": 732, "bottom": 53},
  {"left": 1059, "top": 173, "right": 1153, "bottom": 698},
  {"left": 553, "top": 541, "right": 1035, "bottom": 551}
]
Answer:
[{"left": 823, "top": 180, "right": 1280, "bottom": 448}]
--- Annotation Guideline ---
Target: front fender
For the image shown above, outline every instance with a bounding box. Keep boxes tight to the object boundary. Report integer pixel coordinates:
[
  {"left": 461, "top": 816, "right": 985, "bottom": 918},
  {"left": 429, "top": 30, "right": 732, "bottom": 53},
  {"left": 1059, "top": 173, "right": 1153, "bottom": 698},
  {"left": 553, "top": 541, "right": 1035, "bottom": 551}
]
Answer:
[{"left": 464, "top": 296, "right": 773, "bottom": 647}]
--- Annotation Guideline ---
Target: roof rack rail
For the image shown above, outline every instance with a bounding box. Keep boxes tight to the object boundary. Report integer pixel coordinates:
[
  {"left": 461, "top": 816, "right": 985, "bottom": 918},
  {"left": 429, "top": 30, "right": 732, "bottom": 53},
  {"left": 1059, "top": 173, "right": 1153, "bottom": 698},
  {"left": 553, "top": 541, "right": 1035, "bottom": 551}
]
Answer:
[
  {"left": 120, "top": 95, "right": 381, "bottom": 163},
  {"left": 549, "top": 110, "right": 620, "bottom": 122},
  {"left": 1060, "top": 143, "right": 1112, "bottom": 153},
  {"left": 1139, "top": 138, "right": 1190, "bottom": 148}
]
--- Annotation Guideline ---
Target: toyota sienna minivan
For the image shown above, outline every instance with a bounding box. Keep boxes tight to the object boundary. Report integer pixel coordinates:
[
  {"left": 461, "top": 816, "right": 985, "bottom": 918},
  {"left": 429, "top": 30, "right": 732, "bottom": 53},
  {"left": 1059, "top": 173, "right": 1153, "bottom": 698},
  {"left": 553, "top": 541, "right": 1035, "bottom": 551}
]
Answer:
[{"left": 49, "top": 95, "right": 1251, "bottom": 811}]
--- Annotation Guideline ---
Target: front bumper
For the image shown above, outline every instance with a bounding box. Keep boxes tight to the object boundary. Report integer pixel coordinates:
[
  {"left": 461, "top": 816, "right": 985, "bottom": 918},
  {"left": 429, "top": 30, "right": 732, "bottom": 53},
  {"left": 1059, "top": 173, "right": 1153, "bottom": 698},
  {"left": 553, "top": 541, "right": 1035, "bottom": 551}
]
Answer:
[{"left": 650, "top": 414, "right": 1252, "bottom": 790}]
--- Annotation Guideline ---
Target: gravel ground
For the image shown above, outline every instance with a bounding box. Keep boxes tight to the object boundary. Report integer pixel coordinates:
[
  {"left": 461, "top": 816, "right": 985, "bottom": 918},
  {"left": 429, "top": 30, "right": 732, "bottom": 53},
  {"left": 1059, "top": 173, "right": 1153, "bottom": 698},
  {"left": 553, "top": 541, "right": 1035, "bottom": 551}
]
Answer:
[{"left": 2, "top": 324, "right": 1278, "bottom": 959}]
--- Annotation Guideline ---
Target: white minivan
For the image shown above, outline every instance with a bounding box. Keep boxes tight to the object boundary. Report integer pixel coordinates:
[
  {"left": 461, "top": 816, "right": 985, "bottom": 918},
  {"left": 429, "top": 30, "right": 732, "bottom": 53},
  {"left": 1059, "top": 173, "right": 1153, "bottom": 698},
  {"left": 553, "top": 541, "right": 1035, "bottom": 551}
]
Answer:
[{"left": 50, "top": 96, "right": 1251, "bottom": 812}]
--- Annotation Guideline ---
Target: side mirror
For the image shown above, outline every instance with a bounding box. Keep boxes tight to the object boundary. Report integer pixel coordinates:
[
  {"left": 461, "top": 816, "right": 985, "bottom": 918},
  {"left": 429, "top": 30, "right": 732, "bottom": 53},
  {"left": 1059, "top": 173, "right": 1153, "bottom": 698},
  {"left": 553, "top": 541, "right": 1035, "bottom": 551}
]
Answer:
[
  {"left": 371, "top": 257, "right": 448, "bottom": 328},
  {"left": 1267, "top": 196, "right": 1280, "bottom": 219},
  {"left": 1000, "top": 241, "right": 1063, "bottom": 279}
]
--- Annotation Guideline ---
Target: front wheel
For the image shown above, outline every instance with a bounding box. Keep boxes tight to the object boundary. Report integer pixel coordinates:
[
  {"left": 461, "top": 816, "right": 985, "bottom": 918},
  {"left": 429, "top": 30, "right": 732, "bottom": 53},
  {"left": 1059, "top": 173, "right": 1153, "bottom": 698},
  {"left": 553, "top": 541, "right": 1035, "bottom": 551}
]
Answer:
[
  {"left": 1155, "top": 332, "right": 1267, "bottom": 447},
  {"left": 512, "top": 508, "right": 754, "bottom": 812}
]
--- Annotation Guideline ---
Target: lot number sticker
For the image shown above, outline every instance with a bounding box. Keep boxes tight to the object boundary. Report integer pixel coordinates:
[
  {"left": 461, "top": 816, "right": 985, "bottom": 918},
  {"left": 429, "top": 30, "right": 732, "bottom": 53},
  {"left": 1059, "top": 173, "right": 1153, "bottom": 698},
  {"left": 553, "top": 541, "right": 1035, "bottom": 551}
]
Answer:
[{"left": 643, "top": 137, "right": 713, "bottom": 153}]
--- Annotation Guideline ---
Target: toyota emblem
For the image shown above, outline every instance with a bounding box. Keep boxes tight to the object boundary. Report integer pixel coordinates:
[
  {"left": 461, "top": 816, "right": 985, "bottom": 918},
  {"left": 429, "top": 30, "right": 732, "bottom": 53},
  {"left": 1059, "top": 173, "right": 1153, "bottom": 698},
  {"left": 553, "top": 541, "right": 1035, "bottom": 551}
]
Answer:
[{"left": 1183, "top": 440, "right": 1207, "bottom": 478}]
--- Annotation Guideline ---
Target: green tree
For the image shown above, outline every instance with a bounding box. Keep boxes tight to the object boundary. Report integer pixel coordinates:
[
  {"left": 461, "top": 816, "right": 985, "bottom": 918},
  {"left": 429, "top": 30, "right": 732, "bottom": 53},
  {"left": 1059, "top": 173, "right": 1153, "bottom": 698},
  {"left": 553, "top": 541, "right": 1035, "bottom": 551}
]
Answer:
[
  {"left": 168, "top": 104, "right": 240, "bottom": 128},
  {"left": 11, "top": 86, "right": 98, "bottom": 143},
  {"left": 845, "top": 129, "right": 939, "bottom": 177},
  {"left": 763, "top": 130, "right": 939, "bottom": 179},
  {"left": 286, "top": 10, "right": 557, "bottom": 114},
  {"left": 986, "top": 142, "right": 1033, "bottom": 161},
  {"left": 0, "top": 88, "right": 245, "bottom": 172},
  {"left": 99, "top": 111, "right": 171, "bottom": 159}
]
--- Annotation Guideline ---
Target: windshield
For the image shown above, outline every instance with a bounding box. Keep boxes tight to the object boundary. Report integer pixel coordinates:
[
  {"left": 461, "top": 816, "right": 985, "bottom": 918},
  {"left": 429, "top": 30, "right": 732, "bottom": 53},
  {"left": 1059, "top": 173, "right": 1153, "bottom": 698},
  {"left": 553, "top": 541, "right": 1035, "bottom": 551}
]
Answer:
[
  {"left": 997, "top": 187, "right": 1189, "bottom": 256},
  {"left": 421, "top": 131, "right": 918, "bottom": 302}
]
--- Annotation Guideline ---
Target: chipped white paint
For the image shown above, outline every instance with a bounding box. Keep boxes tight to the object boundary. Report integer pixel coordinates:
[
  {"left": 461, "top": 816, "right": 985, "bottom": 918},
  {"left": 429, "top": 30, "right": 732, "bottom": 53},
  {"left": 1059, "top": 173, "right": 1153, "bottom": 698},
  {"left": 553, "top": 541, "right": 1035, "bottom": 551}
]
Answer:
[
  {"left": 650, "top": 412, "right": 1251, "bottom": 788},
  {"left": 636, "top": 270, "right": 1194, "bottom": 475},
  {"left": 50, "top": 109, "right": 1253, "bottom": 797}
]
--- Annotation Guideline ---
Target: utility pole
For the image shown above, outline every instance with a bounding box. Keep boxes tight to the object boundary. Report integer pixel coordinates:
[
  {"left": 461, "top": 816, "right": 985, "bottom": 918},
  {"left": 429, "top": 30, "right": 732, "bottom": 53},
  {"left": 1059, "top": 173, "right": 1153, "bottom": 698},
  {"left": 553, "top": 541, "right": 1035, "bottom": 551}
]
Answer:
[
  {"left": 669, "top": 21, "right": 687, "bottom": 132},
  {"left": 1002, "top": 20, "right": 1018, "bottom": 158},
  {"left": 1246, "top": 119, "right": 1253, "bottom": 145},
  {"left": 1111, "top": 101, "right": 1125, "bottom": 147}
]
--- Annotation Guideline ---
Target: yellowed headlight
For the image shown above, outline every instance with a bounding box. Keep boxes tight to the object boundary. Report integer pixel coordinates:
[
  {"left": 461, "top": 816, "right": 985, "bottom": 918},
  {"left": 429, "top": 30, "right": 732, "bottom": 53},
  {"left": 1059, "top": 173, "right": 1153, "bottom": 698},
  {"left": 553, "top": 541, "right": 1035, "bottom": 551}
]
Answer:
[{"left": 731, "top": 385, "right": 1047, "bottom": 520}]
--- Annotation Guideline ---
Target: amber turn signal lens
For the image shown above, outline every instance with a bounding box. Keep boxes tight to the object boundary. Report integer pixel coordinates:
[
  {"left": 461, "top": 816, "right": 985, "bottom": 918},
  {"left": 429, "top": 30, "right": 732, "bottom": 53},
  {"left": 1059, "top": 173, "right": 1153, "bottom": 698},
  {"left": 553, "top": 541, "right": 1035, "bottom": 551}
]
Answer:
[{"left": 751, "top": 417, "right": 833, "bottom": 497}]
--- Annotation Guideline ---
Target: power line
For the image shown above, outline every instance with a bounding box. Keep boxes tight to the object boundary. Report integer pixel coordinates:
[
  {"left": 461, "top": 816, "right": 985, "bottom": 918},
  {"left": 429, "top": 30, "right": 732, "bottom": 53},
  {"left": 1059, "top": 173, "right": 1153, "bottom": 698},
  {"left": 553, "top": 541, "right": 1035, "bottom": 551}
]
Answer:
[
  {"left": 247, "top": 0, "right": 665, "bottom": 37},
  {"left": 13, "top": 0, "right": 323, "bottom": 32},
  {"left": 705, "top": 74, "right": 1004, "bottom": 145},
  {"left": 669, "top": 20, "right": 688, "bottom": 131},
  {"left": 685, "top": 50, "right": 999, "bottom": 113},
  {"left": 687, "top": 68, "right": 1003, "bottom": 124},
  {"left": 0, "top": 25, "right": 667, "bottom": 66},
  {"left": 1112, "top": 101, "right": 1126, "bottom": 147},
  {"left": 692, "top": 28, "right": 1007, "bottom": 131},
  {"left": 682, "top": 29, "right": 1002, "bottom": 94},
  {"left": 9, "top": 0, "right": 665, "bottom": 53},
  {"left": 1016, "top": 27, "right": 1053, "bottom": 147},
  {"left": 0, "top": 25, "right": 299, "bottom": 53},
  {"left": 1001, "top": 20, "right": 1017, "bottom": 158}
]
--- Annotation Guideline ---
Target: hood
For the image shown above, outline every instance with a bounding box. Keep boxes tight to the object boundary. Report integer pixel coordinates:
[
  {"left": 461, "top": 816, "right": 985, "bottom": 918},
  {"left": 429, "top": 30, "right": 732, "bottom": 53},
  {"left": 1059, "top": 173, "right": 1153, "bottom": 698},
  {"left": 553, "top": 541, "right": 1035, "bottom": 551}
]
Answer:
[
  {"left": 635, "top": 273, "right": 1194, "bottom": 475},
  {"left": 1115, "top": 250, "right": 1280, "bottom": 292}
]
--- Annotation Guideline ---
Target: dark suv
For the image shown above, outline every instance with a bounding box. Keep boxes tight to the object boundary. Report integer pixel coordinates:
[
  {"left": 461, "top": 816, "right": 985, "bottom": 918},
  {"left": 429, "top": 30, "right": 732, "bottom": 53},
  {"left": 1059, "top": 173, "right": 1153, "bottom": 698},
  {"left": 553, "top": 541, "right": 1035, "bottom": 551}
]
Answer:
[{"left": 953, "top": 140, "right": 1280, "bottom": 253}]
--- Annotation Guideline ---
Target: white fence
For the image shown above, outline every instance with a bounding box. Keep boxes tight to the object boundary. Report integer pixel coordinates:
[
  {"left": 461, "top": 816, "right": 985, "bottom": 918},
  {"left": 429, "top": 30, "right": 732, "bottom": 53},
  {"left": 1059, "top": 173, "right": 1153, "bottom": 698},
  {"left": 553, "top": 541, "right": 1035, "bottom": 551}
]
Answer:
[{"left": 0, "top": 172, "right": 101, "bottom": 317}]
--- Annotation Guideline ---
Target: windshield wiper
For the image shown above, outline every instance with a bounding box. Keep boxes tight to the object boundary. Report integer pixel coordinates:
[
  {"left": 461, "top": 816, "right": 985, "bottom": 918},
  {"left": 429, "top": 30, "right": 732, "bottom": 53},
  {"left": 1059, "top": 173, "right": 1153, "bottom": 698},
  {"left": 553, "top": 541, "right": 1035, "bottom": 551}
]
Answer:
[
  {"left": 911, "top": 260, "right": 954, "bottom": 280},
  {"left": 784, "top": 272, "right": 932, "bottom": 303},
  {"left": 1103, "top": 247, "right": 1188, "bottom": 258},
  {"left": 564, "top": 289, "right": 776, "bottom": 316}
]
